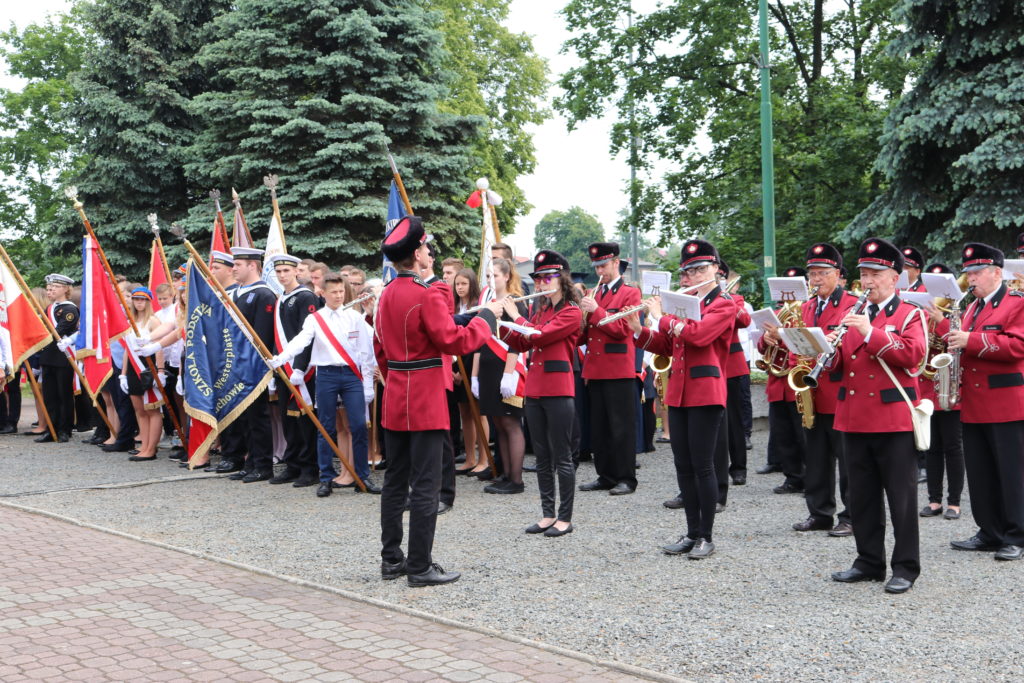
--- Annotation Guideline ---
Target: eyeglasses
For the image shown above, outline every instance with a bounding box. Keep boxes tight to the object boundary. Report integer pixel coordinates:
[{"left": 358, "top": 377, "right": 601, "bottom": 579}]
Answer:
[
  {"left": 532, "top": 273, "right": 561, "bottom": 284},
  {"left": 681, "top": 265, "right": 711, "bottom": 277}
]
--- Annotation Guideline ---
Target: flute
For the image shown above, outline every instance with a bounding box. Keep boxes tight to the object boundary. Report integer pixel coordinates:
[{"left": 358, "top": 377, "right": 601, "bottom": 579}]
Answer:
[
  {"left": 464, "top": 289, "right": 558, "bottom": 314},
  {"left": 341, "top": 292, "right": 376, "bottom": 310},
  {"left": 597, "top": 279, "right": 718, "bottom": 326}
]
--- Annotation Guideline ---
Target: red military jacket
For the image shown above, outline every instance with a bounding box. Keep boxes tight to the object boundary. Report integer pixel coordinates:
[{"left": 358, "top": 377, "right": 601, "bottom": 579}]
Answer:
[
  {"left": 959, "top": 284, "right": 1024, "bottom": 423},
  {"left": 502, "top": 300, "right": 582, "bottom": 397},
  {"left": 919, "top": 315, "right": 960, "bottom": 411},
  {"left": 634, "top": 285, "right": 735, "bottom": 408},
  {"left": 582, "top": 277, "right": 641, "bottom": 380},
  {"left": 427, "top": 275, "right": 456, "bottom": 391},
  {"left": 832, "top": 295, "right": 927, "bottom": 433},
  {"left": 904, "top": 278, "right": 927, "bottom": 293},
  {"left": 374, "top": 272, "right": 495, "bottom": 431},
  {"left": 757, "top": 305, "right": 796, "bottom": 403},
  {"left": 799, "top": 287, "right": 860, "bottom": 415},
  {"left": 725, "top": 294, "right": 752, "bottom": 379}
]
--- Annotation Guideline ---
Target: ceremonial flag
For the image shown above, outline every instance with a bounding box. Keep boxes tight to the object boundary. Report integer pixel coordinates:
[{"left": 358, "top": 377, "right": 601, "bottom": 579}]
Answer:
[
  {"left": 261, "top": 203, "right": 287, "bottom": 296},
  {"left": 231, "top": 189, "right": 254, "bottom": 248},
  {"left": 182, "top": 262, "right": 272, "bottom": 465},
  {"left": 0, "top": 249, "right": 50, "bottom": 373},
  {"left": 210, "top": 213, "right": 229, "bottom": 262},
  {"left": 382, "top": 180, "right": 407, "bottom": 284},
  {"left": 76, "top": 236, "right": 131, "bottom": 399},
  {"left": 466, "top": 179, "right": 503, "bottom": 300},
  {"left": 148, "top": 240, "right": 170, "bottom": 311}
]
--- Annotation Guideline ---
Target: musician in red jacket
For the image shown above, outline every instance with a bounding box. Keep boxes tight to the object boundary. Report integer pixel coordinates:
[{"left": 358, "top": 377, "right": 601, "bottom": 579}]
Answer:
[
  {"left": 901, "top": 246, "right": 926, "bottom": 292},
  {"left": 629, "top": 239, "right": 736, "bottom": 560},
  {"left": 791, "top": 243, "right": 859, "bottom": 537},
  {"left": 718, "top": 259, "right": 751, "bottom": 491},
  {"left": 373, "top": 216, "right": 502, "bottom": 587},
  {"left": 501, "top": 250, "right": 582, "bottom": 537},
  {"left": 578, "top": 242, "right": 642, "bottom": 495},
  {"left": 829, "top": 238, "right": 927, "bottom": 594},
  {"left": 948, "top": 242, "right": 1024, "bottom": 562}
]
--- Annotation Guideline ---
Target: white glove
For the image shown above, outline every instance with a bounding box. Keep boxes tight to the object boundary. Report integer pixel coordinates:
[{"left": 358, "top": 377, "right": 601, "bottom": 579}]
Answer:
[
  {"left": 267, "top": 354, "right": 285, "bottom": 369},
  {"left": 119, "top": 375, "right": 129, "bottom": 393},
  {"left": 32, "top": 367, "right": 41, "bottom": 380},
  {"left": 289, "top": 368, "right": 304, "bottom": 386},
  {"left": 500, "top": 372, "right": 517, "bottom": 399},
  {"left": 57, "top": 336, "right": 75, "bottom": 353},
  {"left": 138, "top": 341, "right": 162, "bottom": 357},
  {"left": 471, "top": 376, "right": 480, "bottom": 398},
  {"left": 175, "top": 373, "right": 183, "bottom": 395},
  {"left": 364, "top": 388, "right": 375, "bottom": 405},
  {"left": 157, "top": 371, "right": 167, "bottom": 387},
  {"left": 268, "top": 377, "right": 277, "bottom": 393}
]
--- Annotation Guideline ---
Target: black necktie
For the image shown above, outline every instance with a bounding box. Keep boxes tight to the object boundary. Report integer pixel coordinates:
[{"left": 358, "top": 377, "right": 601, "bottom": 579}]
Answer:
[
  {"left": 814, "top": 299, "right": 825, "bottom": 325},
  {"left": 970, "top": 301, "right": 984, "bottom": 330},
  {"left": 868, "top": 303, "right": 879, "bottom": 321},
  {"left": 600, "top": 285, "right": 608, "bottom": 297}
]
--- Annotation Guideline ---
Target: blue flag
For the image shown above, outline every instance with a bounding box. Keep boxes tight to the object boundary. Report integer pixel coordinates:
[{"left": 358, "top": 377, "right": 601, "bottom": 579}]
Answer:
[
  {"left": 182, "top": 262, "right": 273, "bottom": 462},
  {"left": 383, "top": 180, "right": 408, "bottom": 284}
]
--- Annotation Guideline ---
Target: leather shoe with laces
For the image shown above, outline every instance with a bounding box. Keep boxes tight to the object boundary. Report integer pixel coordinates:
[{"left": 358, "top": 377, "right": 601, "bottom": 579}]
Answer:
[
  {"left": 688, "top": 538, "right": 715, "bottom": 559},
  {"left": 407, "top": 563, "right": 461, "bottom": 587},
  {"left": 227, "top": 470, "right": 247, "bottom": 481},
  {"left": 662, "top": 536, "right": 696, "bottom": 555},
  {"left": 242, "top": 471, "right": 271, "bottom": 483},
  {"left": 578, "top": 479, "right": 612, "bottom": 492},
  {"left": 884, "top": 576, "right": 914, "bottom": 594},
  {"left": 829, "top": 521, "right": 854, "bottom": 537},
  {"left": 358, "top": 478, "right": 382, "bottom": 494},
  {"left": 381, "top": 559, "right": 407, "bottom": 580},
  {"left": 292, "top": 475, "right": 318, "bottom": 488},
  {"left": 316, "top": 482, "right": 333, "bottom": 498},
  {"left": 33, "top": 433, "right": 55, "bottom": 443},
  {"left": 950, "top": 534, "right": 1000, "bottom": 552},
  {"left": 214, "top": 460, "right": 242, "bottom": 474},
  {"left": 663, "top": 495, "right": 684, "bottom": 509},
  {"left": 437, "top": 501, "right": 452, "bottom": 515},
  {"left": 774, "top": 482, "right": 804, "bottom": 495},
  {"left": 792, "top": 517, "right": 832, "bottom": 532},
  {"left": 269, "top": 470, "right": 300, "bottom": 485},
  {"left": 995, "top": 545, "right": 1023, "bottom": 561},
  {"left": 731, "top": 474, "right": 746, "bottom": 486},
  {"left": 831, "top": 567, "right": 883, "bottom": 583},
  {"left": 609, "top": 482, "right": 634, "bottom": 496}
]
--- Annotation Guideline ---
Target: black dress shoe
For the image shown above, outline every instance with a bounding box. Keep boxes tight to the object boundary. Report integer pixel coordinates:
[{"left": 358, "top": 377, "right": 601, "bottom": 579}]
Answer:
[
  {"left": 793, "top": 517, "right": 832, "bottom": 532},
  {"left": 756, "top": 463, "right": 782, "bottom": 474},
  {"left": 578, "top": 479, "right": 612, "bottom": 492},
  {"left": 81, "top": 435, "right": 104, "bottom": 445},
  {"left": 950, "top": 534, "right": 1001, "bottom": 552},
  {"left": 831, "top": 567, "right": 883, "bottom": 583},
  {"left": 372, "top": 460, "right": 387, "bottom": 471},
  {"left": 773, "top": 482, "right": 804, "bottom": 495},
  {"left": 292, "top": 475, "right": 318, "bottom": 488},
  {"left": 0, "top": 425, "right": 16, "bottom": 434},
  {"left": 715, "top": 502, "right": 726, "bottom": 513},
  {"left": 744, "top": 435, "right": 752, "bottom": 450},
  {"left": 57, "top": 433, "right": 70, "bottom": 443},
  {"left": 407, "top": 563, "right": 461, "bottom": 587},
  {"left": 995, "top": 545, "right": 1023, "bottom": 561},
  {"left": 884, "top": 576, "right": 914, "bottom": 594},
  {"left": 227, "top": 470, "right": 248, "bottom": 481},
  {"left": 522, "top": 462, "right": 538, "bottom": 473},
  {"left": 919, "top": 505, "right": 943, "bottom": 517},
  {"left": 609, "top": 482, "right": 634, "bottom": 496},
  {"left": 101, "top": 442, "right": 131, "bottom": 453},
  {"left": 484, "top": 480, "right": 524, "bottom": 494},
  {"left": 688, "top": 538, "right": 715, "bottom": 559},
  {"left": 242, "top": 471, "right": 271, "bottom": 483},
  {"left": 358, "top": 478, "right": 382, "bottom": 494},
  {"left": 731, "top": 474, "right": 746, "bottom": 486},
  {"left": 128, "top": 449, "right": 140, "bottom": 456},
  {"left": 454, "top": 453, "right": 466, "bottom": 465},
  {"left": 543, "top": 524, "right": 573, "bottom": 537},
  {"left": 454, "top": 467, "right": 477, "bottom": 476},
  {"left": 269, "top": 470, "right": 300, "bottom": 485},
  {"left": 316, "top": 482, "right": 333, "bottom": 497},
  {"left": 525, "top": 522, "right": 554, "bottom": 534},
  {"left": 663, "top": 495, "right": 684, "bottom": 509},
  {"left": 829, "top": 521, "right": 854, "bottom": 537},
  {"left": 662, "top": 536, "right": 696, "bottom": 555},
  {"left": 381, "top": 559, "right": 407, "bottom": 580},
  {"left": 33, "top": 433, "right": 55, "bottom": 443},
  {"left": 475, "top": 469, "right": 495, "bottom": 481},
  {"left": 437, "top": 501, "right": 452, "bottom": 515},
  {"left": 214, "top": 460, "right": 242, "bottom": 474}
]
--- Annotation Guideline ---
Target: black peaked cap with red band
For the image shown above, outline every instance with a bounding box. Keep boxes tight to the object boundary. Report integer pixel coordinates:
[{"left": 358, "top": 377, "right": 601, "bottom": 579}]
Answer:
[
  {"left": 900, "top": 246, "right": 924, "bottom": 270},
  {"left": 382, "top": 215, "right": 429, "bottom": 262},
  {"left": 924, "top": 262, "right": 952, "bottom": 275},
  {"left": 529, "top": 249, "right": 570, "bottom": 278},
  {"left": 679, "top": 239, "right": 719, "bottom": 270},
  {"left": 805, "top": 243, "right": 842, "bottom": 269},
  {"left": 718, "top": 258, "right": 730, "bottom": 278},
  {"left": 783, "top": 267, "right": 807, "bottom": 278},
  {"left": 1017, "top": 232, "right": 1024, "bottom": 254},
  {"left": 587, "top": 242, "right": 620, "bottom": 267},
  {"left": 961, "top": 242, "right": 1003, "bottom": 273},
  {"left": 857, "top": 237, "right": 904, "bottom": 273}
]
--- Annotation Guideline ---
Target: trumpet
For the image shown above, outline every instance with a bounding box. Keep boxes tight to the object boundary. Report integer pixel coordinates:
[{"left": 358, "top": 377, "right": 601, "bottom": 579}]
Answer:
[
  {"left": 464, "top": 289, "right": 558, "bottom": 314},
  {"left": 342, "top": 291, "right": 376, "bottom": 310}
]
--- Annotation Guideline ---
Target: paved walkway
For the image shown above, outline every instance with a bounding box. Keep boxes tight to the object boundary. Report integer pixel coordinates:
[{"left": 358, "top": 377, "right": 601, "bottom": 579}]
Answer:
[{"left": 0, "top": 506, "right": 649, "bottom": 682}]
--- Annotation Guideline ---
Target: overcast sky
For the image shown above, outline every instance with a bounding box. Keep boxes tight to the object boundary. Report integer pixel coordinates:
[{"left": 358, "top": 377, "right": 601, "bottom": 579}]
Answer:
[{"left": 1, "top": 0, "right": 639, "bottom": 258}]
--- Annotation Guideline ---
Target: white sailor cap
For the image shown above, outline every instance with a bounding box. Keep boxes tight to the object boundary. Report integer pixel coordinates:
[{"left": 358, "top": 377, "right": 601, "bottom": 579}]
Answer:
[
  {"left": 210, "top": 250, "right": 234, "bottom": 267},
  {"left": 45, "top": 273, "right": 74, "bottom": 286},
  {"left": 269, "top": 254, "right": 300, "bottom": 267},
  {"left": 230, "top": 246, "right": 265, "bottom": 261}
]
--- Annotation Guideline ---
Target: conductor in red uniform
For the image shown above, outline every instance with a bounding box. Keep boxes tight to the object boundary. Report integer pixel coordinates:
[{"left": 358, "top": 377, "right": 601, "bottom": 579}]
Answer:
[
  {"left": 374, "top": 216, "right": 501, "bottom": 587},
  {"left": 829, "top": 238, "right": 928, "bottom": 594}
]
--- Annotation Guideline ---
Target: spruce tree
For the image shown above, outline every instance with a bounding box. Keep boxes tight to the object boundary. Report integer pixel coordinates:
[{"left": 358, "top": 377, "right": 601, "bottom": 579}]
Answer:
[
  {"left": 66, "top": 0, "right": 228, "bottom": 276},
  {"left": 846, "top": 0, "right": 1024, "bottom": 254},
  {"left": 185, "top": 0, "right": 481, "bottom": 268}
]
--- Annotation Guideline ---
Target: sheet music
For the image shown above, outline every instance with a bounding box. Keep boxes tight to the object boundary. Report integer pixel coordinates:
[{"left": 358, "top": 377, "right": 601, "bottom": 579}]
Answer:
[
  {"left": 919, "top": 272, "right": 965, "bottom": 302},
  {"left": 777, "top": 326, "right": 834, "bottom": 357},
  {"left": 660, "top": 290, "right": 702, "bottom": 322},
  {"left": 767, "top": 277, "right": 810, "bottom": 302},
  {"left": 750, "top": 307, "right": 783, "bottom": 331},
  {"left": 641, "top": 270, "right": 672, "bottom": 296}
]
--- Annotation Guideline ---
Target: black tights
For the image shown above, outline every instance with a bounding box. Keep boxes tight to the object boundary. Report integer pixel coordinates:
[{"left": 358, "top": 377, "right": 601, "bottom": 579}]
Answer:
[
  {"left": 494, "top": 414, "right": 525, "bottom": 485},
  {"left": 668, "top": 405, "right": 724, "bottom": 542}
]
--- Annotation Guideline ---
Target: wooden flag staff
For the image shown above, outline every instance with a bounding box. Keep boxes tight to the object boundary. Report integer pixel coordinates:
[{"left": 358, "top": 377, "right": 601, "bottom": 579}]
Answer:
[
  {"left": 182, "top": 240, "right": 366, "bottom": 491},
  {"left": 147, "top": 213, "right": 175, "bottom": 287}
]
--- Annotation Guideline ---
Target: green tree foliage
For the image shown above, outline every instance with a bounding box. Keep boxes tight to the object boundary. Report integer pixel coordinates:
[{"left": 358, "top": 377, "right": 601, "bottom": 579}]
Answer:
[
  {"left": 558, "top": 0, "right": 917, "bottom": 299},
  {"left": 845, "top": 0, "right": 1024, "bottom": 256},
  {"left": 0, "top": 12, "right": 90, "bottom": 282},
  {"left": 533, "top": 206, "right": 605, "bottom": 274},
  {"left": 186, "top": 0, "right": 482, "bottom": 270},
  {"left": 434, "top": 0, "right": 548, "bottom": 233}
]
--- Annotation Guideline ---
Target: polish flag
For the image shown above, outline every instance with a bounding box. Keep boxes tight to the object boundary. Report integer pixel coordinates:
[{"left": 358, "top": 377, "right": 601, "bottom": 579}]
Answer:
[{"left": 148, "top": 240, "right": 170, "bottom": 311}]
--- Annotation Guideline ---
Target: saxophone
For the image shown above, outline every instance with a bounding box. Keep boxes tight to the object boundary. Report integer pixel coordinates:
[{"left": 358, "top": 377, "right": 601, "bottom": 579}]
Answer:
[
  {"left": 785, "top": 288, "right": 820, "bottom": 430},
  {"left": 931, "top": 289, "right": 970, "bottom": 410}
]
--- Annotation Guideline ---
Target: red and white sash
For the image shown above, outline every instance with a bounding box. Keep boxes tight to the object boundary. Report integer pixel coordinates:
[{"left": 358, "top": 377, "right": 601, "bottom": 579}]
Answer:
[
  {"left": 312, "top": 311, "right": 363, "bottom": 382},
  {"left": 484, "top": 336, "right": 526, "bottom": 399}
]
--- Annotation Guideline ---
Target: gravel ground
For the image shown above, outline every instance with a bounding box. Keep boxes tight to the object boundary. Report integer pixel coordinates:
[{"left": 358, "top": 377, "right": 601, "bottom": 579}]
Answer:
[{"left": 2, "top": 424, "right": 1023, "bottom": 681}]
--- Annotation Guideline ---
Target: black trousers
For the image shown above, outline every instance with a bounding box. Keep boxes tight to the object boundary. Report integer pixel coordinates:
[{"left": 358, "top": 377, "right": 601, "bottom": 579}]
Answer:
[
  {"left": 41, "top": 363, "right": 74, "bottom": 435},
  {"left": 725, "top": 376, "right": 748, "bottom": 475},
  {"left": 715, "top": 406, "right": 729, "bottom": 505},
  {"left": 803, "top": 413, "right": 850, "bottom": 524},
  {"left": 279, "top": 378, "right": 317, "bottom": 478},
  {"left": 572, "top": 371, "right": 587, "bottom": 459},
  {"left": 589, "top": 378, "right": 637, "bottom": 489},
  {"left": 381, "top": 428, "right": 443, "bottom": 575},
  {"left": 844, "top": 431, "right": 920, "bottom": 581},
  {"left": 0, "top": 370, "right": 22, "bottom": 428},
  {"left": 104, "top": 367, "right": 137, "bottom": 448},
  {"left": 223, "top": 390, "right": 272, "bottom": 475},
  {"left": 926, "top": 410, "right": 964, "bottom": 507},
  {"left": 668, "top": 405, "right": 723, "bottom": 541},
  {"left": 739, "top": 372, "right": 753, "bottom": 436},
  {"left": 768, "top": 400, "right": 806, "bottom": 488},
  {"left": 440, "top": 429, "right": 456, "bottom": 506},
  {"left": 962, "top": 420, "right": 1024, "bottom": 547},
  {"left": 525, "top": 397, "right": 575, "bottom": 522},
  {"left": 74, "top": 391, "right": 94, "bottom": 431}
]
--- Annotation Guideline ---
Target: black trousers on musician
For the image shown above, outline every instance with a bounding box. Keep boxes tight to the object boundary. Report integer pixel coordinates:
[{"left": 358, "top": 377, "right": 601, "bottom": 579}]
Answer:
[
  {"left": 715, "top": 406, "right": 729, "bottom": 505},
  {"left": 803, "top": 413, "right": 850, "bottom": 525},
  {"left": 668, "top": 405, "right": 723, "bottom": 542},
  {"left": 41, "top": 363, "right": 74, "bottom": 436},
  {"left": 0, "top": 371, "right": 22, "bottom": 429},
  {"left": 279, "top": 376, "right": 317, "bottom": 479},
  {"left": 725, "top": 376, "right": 748, "bottom": 477},
  {"left": 768, "top": 400, "right": 806, "bottom": 488},
  {"left": 926, "top": 410, "right": 964, "bottom": 507},
  {"left": 525, "top": 397, "right": 575, "bottom": 522},
  {"left": 589, "top": 378, "right": 637, "bottom": 490},
  {"left": 440, "top": 429, "right": 456, "bottom": 507},
  {"left": 843, "top": 431, "right": 920, "bottom": 581},
  {"left": 962, "top": 420, "right": 1024, "bottom": 547},
  {"left": 381, "top": 428, "right": 443, "bottom": 575}
]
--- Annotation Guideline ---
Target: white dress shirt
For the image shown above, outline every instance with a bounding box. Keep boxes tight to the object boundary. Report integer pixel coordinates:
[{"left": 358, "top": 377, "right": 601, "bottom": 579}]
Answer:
[{"left": 278, "top": 304, "right": 376, "bottom": 396}]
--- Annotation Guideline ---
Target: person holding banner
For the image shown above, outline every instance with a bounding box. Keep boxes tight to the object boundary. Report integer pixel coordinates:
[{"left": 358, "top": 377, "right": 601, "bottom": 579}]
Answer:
[
  {"left": 120, "top": 288, "right": 164, "bottom": 462},
  {"left": 37, "top": 274, "right": 79, "bottom": 443}
]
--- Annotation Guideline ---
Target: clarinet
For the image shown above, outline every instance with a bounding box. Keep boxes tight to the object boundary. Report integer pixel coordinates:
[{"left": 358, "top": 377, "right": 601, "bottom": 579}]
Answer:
[{"left": 803, "top": 288, "right": 872, "bottom": 389}]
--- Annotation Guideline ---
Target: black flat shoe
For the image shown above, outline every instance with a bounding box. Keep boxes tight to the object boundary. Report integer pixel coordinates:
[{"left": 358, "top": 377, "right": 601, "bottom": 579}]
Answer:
[
  {"left": 919, "top": 505, "right": 942, "bottom": 517},
  {"left": 128, "top": 455, "right": 156, "bottom": 462},
  {"left": 944, "top": 508, "right": 961, "bottom": 520},
  {"left": 884, "top": 576, "right": 914, "bottom": 594},
  {"left": 33, "top": 433, "right": 55, "bottom": 443},
  {"left": 543, "top": 524, "right": 573, "bottom": 537},
  {"left": 951, "top": 534, "right": 1000, "bottom": 552},
  {"left": 316, "top": 482, "right": 333, "bottom": 497},
  {"left": 455, "top": 467, "right": 477, "bottom": 476},
  {"left": 832, "top": 567, "right": 884, "bottom": 583},
  {"left": 525, "top": 522, "right": 554, "bottom": 534}
]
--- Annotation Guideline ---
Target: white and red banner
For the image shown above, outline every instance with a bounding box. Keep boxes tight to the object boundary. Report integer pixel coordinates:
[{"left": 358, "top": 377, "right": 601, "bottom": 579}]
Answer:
[
  {"left": 76, "top": 236, "right": 131, "bottom": 399},
  {"left": 0, "top": 250, "right": 50, "bottom": 374}
]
